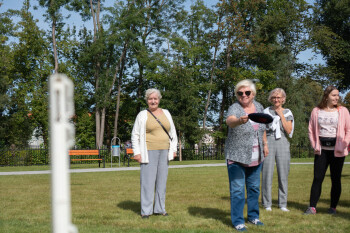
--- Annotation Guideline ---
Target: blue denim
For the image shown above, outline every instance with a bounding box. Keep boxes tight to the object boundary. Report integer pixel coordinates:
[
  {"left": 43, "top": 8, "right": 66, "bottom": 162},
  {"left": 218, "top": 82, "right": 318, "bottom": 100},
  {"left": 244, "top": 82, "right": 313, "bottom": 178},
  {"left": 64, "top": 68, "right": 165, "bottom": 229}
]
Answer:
[{"left": 227, "top": 162, "right": 262, "bottom": 227}]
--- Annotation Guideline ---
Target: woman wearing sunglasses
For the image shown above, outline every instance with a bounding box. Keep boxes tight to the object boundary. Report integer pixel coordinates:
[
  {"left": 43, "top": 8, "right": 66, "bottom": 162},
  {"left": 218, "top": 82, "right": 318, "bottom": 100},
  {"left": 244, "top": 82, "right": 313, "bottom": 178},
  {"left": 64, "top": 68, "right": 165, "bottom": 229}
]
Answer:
[
  {"left": 261, "top": 88, "right": 294, "bottom": 212},
  {"left": 225, "top": 79, "right": 269, "bottom": 232}
]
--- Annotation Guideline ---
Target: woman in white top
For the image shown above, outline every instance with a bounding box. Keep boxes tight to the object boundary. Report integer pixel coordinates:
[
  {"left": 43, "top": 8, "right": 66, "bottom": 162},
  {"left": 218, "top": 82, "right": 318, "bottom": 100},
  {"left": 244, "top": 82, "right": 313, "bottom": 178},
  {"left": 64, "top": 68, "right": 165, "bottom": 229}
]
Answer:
[
  {"left": 261, "top": 88, "right": 294, "bottom": 212},
  {"left": 131, "top": 88, "right": 178, "bottom": 218}
]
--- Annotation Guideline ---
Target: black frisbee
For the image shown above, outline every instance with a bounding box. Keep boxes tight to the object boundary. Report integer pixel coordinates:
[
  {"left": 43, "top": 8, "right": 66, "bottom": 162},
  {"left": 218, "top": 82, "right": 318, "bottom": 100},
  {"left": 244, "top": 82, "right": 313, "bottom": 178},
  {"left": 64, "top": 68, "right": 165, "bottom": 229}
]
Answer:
[{"left": 248, "top": 113, "right": 273, "bottom": 124}]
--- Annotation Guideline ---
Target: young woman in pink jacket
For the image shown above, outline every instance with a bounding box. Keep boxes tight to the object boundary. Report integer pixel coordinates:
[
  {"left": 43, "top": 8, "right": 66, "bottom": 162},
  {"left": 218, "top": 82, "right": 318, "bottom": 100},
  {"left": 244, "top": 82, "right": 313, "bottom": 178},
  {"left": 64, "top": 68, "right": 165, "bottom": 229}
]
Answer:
[{"left": 304, "top": 86, "right": 350, "bottom": 215}]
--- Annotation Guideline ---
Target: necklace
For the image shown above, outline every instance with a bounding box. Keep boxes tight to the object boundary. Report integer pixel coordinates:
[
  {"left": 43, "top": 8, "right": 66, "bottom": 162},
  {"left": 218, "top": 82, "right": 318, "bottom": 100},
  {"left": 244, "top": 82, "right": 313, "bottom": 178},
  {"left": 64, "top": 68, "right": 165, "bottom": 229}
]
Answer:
[{"left": 327, "top": 106, "right": 335, "bottom": 111}]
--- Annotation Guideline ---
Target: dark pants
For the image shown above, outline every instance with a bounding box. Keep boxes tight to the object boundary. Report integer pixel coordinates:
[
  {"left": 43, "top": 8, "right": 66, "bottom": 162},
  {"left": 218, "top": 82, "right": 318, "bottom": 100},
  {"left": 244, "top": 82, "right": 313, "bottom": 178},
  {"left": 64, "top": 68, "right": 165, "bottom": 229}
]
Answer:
[{"left": 309, "top": 150, "right": 345, "bottom": 208}]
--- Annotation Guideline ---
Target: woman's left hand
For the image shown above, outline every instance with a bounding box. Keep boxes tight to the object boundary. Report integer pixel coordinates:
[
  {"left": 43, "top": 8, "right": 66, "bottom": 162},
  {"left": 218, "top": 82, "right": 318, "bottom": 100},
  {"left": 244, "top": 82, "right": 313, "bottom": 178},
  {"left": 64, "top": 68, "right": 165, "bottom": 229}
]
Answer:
[
  {"left": 173, "top": 152, "right": 177, "bottom": 158},
  {"left": 263, "top": 144, "right": 269, "bottom": 157}
]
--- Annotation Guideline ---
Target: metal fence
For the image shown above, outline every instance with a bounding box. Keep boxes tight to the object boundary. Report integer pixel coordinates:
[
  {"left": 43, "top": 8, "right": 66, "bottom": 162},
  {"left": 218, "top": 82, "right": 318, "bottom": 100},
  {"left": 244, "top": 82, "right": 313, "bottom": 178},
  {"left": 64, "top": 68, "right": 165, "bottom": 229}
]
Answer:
[{"left": 0, "top": 144, "right": 314, "bottom": 167}]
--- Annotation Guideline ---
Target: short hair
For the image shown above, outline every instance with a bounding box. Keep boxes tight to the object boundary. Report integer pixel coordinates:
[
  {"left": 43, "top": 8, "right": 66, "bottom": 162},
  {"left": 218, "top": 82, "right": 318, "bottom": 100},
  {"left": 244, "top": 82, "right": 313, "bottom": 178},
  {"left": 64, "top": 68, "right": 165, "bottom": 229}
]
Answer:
[
  {"left": 144, "top": 88, "right": 162, "bottom": 101},
  {"left": 268, "top": 88, "right": 286, "bottom": 104},
  {"left": 234, "top": 79, "right": 256, "bottom": 99},
  {"left": 317, "top": 85, "right": 340, "bottom": 109}
]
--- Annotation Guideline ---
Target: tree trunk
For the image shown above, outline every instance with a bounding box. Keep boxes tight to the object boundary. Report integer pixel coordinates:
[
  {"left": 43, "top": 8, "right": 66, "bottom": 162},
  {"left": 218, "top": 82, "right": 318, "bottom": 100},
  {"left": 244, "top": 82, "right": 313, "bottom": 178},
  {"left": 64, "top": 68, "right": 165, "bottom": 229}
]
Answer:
[
  {"left": 203, "top": 43, "right": 219, "bottom": 129},
  {"left": 113, "top": 42, "right": 129, "bottom": 138},
  {"left": 178, "top": 131, "right": 182, "bottom": 161}
]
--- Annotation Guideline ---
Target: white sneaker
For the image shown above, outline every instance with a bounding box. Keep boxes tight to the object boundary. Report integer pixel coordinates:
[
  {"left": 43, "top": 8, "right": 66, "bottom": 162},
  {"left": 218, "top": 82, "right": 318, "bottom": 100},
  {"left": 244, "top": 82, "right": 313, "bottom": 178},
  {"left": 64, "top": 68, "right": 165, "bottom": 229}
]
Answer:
[
  {"left": 280, "top": 207, "right": 290, "bottom": 212},
  {"left": 265, "top": 207, "right": 272, "bottom": 211}
]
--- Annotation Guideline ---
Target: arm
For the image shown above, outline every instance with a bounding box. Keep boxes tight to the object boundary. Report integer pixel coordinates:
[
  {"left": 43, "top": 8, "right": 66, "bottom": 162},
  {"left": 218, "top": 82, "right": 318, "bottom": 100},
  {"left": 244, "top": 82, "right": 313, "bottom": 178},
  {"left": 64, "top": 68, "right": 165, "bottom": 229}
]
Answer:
[
  {"left": 131, "top": 113, "right": 142, "bottom": 163},
  {"left": 275, "top": 108, "right": 293, "bottom": 135},
  {"left": 226, "top": 115, "right": 249, "bottom": 128},
  {"left": 263, "top": 131, "right": 269, "bottom": 157},
  {"left": 342, "top": 107, "right": 350, "bottom": 145},
  {"left": 168, "top": 112, "right": 178, "bottom": 158},
  {"left": 308, "top": 108, "right": 319, "bottom": 152}
]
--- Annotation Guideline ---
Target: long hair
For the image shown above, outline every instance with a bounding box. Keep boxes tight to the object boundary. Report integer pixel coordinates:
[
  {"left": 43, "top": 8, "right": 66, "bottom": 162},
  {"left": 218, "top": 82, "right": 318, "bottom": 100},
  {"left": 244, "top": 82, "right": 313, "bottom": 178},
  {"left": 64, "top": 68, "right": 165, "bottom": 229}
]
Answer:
[{"left": 317, "top": 85, "right": 340, "bottom": 109}]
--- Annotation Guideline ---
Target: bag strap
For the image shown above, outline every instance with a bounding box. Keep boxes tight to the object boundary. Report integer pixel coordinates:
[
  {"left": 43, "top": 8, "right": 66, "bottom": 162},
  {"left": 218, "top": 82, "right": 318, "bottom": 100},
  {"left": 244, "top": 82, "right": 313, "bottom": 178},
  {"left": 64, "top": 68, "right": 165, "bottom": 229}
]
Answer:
[{"left": 147, "top": 109, "right": 173, "bottom": 141}]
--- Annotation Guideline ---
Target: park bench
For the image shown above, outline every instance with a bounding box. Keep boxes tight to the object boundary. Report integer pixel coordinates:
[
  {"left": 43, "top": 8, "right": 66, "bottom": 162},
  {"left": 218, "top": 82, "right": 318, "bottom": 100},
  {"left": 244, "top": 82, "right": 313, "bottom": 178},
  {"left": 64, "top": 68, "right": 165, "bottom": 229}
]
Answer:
[
  {"left": 124, "top": 148, "right": 134, "bottom": 167},
  {"left": 69, "top": 149, "right": 105, "bottom": 168}
]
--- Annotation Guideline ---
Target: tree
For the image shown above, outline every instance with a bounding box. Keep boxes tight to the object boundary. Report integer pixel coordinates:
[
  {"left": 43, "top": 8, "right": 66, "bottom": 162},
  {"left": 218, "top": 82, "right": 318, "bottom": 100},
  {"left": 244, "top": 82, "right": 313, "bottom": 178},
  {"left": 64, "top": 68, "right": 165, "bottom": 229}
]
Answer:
[
  {"left": 312, "top": 0, "right": 350, "bottom": 90},
  {"left": 38, "top": 0, "right": 71, "bottom": 73}
]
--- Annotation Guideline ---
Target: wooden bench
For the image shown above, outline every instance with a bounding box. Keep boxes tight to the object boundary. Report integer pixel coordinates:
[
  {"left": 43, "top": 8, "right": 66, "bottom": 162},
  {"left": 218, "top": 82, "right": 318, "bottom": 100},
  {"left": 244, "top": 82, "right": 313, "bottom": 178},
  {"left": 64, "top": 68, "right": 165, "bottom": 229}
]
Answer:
[
  {"left": 124, "top": 148, "right": 134, "bottom": 166},
  {"left": 69, "top": 150, "right": 105, "bottom": 168}
]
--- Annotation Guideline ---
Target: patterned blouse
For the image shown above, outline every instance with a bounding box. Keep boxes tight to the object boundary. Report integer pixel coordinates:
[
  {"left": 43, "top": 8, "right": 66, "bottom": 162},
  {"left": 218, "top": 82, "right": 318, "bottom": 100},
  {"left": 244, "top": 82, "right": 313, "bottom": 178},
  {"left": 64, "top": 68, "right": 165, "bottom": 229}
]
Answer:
[{"left": 224, "top": 100, "right": 266, "bottom": 165}]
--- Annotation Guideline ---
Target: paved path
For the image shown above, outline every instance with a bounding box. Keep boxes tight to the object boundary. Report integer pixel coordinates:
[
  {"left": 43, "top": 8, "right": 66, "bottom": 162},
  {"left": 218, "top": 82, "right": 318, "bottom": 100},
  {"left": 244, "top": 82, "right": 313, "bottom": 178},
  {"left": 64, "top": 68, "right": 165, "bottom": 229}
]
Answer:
[{"left": 1, "top": 162, "right": 349, "bottom": 176}]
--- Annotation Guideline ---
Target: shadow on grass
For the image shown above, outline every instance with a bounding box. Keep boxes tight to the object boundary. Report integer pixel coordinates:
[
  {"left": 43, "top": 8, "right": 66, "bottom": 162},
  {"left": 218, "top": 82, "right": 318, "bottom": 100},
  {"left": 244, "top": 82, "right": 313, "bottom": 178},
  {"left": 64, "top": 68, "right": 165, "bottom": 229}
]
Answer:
[
  {"left": 287, "top": 199, "right": 350, "bottom": 220},
  {"left": 117, "top": 200, "right": 140, "bottom": 214},
  {"left": 188, "top": 206, "right": 232, "bottom": 227}
]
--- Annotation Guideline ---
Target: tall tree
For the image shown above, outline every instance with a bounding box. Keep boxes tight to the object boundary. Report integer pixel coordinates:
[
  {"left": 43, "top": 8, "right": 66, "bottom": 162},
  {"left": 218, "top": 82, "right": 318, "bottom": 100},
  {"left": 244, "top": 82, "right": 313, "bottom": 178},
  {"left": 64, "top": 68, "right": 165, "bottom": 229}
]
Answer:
[
  {"left": 38, "top": 0, "right": 70, "bottom": 73},
  {"left": 2, "top": 0, "right": 52, "bottom": 146},
  {"left": 312, "top": 0, "right": 350, "bottom": 90}
]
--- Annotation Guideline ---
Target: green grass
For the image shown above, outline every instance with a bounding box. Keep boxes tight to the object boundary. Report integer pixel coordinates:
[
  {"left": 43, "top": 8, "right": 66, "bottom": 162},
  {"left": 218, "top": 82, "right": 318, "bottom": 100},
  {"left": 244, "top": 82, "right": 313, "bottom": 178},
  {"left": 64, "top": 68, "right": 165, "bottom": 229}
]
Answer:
[{"left": 0, "top": 162, "right": 350, "bottom": 232}]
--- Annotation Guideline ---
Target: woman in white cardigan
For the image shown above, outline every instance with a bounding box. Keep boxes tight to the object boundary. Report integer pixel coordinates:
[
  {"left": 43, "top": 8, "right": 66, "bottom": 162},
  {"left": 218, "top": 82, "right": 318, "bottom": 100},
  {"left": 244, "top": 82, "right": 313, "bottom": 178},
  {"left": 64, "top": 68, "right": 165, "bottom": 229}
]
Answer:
[{"left": 131, "top": 88, "right": 178, "bottom": 219}]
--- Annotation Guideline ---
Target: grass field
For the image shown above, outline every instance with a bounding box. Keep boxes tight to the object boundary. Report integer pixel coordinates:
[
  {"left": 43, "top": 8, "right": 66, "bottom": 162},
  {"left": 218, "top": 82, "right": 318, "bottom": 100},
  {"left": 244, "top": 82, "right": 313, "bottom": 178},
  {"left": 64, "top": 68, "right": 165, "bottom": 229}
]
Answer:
[{"left": 0, "top": 160, "right": 349, "bottom": 233}]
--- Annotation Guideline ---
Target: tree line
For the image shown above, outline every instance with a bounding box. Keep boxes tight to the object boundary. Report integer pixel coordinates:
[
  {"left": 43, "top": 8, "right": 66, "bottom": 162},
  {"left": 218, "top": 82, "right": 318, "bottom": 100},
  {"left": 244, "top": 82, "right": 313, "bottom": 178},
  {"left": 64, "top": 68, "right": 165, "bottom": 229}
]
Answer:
[{"left": 0, "top": 0, "right": 349, "bottom": 154}]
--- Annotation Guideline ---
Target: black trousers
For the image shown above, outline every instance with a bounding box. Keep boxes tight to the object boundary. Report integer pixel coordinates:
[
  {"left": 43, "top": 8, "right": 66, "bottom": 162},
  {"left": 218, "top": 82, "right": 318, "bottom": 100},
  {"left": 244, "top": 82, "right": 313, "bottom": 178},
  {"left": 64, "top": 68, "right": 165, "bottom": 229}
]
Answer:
[{"left": 309, "top": 149, "right": 345, "bottom": 208}]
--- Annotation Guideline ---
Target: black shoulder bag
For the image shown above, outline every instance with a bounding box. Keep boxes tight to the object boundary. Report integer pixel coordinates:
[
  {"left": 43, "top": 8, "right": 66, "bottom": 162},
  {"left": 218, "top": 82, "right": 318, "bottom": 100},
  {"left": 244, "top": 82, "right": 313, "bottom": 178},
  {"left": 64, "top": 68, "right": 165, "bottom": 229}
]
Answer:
[{"left": 147, "top": 109, "right": 173, "bottom": 141}]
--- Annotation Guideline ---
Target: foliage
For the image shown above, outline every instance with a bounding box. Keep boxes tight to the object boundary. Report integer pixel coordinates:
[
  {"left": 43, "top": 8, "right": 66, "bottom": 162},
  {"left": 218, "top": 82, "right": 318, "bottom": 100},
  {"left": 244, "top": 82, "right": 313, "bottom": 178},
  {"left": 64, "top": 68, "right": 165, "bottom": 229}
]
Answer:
[
  {"left": 312, "top": 0, "right": 350, "bottom": 91},
  {"left": 0, "top": 0, "right": 349, "bottom": 151}
]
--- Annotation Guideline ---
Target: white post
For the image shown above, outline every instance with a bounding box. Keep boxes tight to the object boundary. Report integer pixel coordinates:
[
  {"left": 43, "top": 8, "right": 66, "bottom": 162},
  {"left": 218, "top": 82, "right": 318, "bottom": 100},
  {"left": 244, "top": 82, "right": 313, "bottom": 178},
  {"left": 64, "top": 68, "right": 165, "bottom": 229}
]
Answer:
[{"left": 50, "top": 74, "right": 78, "bottom": 233}]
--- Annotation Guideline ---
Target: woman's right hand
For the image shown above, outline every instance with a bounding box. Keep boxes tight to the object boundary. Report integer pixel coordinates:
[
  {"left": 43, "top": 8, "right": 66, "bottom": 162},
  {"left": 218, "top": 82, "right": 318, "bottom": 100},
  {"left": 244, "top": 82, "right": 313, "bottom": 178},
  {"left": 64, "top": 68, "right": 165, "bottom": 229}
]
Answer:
[
  {"left": 239, "top": 115, "right": 249, "bottom": 124},
  {"left": 133, "top": 154, "right": 141, "bottom": 163}
]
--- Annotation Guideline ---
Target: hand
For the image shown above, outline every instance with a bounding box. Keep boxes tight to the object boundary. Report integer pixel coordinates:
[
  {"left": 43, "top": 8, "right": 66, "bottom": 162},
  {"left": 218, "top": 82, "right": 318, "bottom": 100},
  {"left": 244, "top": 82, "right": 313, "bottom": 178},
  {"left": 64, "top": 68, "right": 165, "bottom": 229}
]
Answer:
[
  {"left": 173, "top": 152, "right": 177, "bottom": 158},
  {"left": 263, "top": 144, "right": 269, "bottom": 157},
  {"left": 133, "top": 154, "right": 141, "bottom": 163},
  {"left": 239, "top": 115, "right": 249, "bottom": 125},
  {"left": 274, "top": 108, "right": 284, "bottom": 117}
]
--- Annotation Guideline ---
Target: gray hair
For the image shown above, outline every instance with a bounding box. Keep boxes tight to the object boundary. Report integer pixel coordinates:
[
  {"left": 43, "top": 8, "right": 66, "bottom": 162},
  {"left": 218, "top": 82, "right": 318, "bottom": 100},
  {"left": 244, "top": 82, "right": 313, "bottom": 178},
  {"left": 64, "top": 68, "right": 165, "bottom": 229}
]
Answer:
[
  {"left": 144, "top": 88, "right": 162, "bottom": 101},
  {"left": 234, "top": 79, "right": 256, "bottom": 99},
  {"left": 268, "top": 88, "right": 286, "bottom": 104}
]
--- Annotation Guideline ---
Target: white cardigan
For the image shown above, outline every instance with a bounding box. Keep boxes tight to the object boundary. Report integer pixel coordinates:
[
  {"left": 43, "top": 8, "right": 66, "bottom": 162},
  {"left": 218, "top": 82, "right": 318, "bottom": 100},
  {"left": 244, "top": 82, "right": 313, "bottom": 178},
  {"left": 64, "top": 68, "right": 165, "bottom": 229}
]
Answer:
[{"left": 131, "top": 109, "right": 178, "bottom": 163}]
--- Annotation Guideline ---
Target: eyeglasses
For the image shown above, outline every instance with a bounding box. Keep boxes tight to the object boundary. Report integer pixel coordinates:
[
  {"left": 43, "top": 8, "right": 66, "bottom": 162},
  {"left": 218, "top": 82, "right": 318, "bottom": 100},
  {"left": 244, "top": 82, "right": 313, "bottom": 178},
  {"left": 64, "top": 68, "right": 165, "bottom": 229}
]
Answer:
[
  {"left": 271, "top": 96, "right": 282, "bottom": 100},
  {"left": 237, "top": 91, "right": 251, "bottom": 97}
]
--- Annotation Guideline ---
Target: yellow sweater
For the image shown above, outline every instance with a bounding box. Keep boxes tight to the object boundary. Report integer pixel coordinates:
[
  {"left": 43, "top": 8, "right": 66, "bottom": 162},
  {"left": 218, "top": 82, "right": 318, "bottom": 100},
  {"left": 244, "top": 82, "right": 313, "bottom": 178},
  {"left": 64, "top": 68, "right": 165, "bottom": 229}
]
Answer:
[{"left": 146, "top": 112, "right": 170, "bottom": 150}]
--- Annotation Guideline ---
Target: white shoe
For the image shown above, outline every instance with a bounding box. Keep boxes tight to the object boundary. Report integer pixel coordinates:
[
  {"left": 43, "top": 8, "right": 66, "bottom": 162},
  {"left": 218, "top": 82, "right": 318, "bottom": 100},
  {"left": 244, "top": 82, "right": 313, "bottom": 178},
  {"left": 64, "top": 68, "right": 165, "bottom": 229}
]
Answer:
[
  {"left": 265, "top": 207, "right": 272, "bottom": 211},
  {"left": 280, "top": 207, "right": 290, "bottom": 212}
]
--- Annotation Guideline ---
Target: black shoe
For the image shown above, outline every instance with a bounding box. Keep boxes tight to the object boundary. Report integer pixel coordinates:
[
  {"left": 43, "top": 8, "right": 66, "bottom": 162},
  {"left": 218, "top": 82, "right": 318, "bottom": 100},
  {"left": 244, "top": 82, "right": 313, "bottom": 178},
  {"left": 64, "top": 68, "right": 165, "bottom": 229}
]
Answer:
[
  {"left": 328, "top": 208, "right": 336, "bottom": 215},
  {"left": 141, "top": 215, "right": 149, "bottom": 219}
]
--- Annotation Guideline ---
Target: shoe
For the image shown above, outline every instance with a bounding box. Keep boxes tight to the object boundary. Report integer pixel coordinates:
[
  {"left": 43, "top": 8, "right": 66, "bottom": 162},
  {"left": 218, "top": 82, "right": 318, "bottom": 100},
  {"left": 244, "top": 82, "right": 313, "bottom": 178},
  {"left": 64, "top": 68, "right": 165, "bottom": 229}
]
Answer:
[
  {"left": 234, "top": 224, "right": 247, "bottom": 232},
  {"left": 265, "top": 207, "right": 272, "bottom": 211},
  {"left": 141, "top": 215, "right": 149, "bottom": 219},
  {"left": 328, "top": 208, "right": 336, "bottom": 215},
  {"left": 304, "top": 207, "right": 316, "bottom": 215},
  {"left": 248, "top": 219, "right": 264, "bottom": 226},
  {"left": 155, "top": 213, "right": 168, "bottom": 216},
  {"left": 280, "top": 207, "right": 290, "bottom": 212}
]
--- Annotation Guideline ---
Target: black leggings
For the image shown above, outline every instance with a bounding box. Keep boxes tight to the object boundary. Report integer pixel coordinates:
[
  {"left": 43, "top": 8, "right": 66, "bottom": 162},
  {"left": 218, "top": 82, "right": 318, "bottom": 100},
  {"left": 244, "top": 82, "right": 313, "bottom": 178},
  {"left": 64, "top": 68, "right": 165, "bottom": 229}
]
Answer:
[{"left": 309, "top": 150, "right": 345, "bottom": 208}]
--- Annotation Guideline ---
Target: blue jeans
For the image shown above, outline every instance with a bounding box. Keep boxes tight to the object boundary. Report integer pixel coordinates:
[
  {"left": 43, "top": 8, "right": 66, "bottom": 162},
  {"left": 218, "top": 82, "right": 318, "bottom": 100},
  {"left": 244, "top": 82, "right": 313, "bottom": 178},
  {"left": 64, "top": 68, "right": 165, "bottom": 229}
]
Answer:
[{"left": 227, "top": 162, "right": 262, "bottom": 226}]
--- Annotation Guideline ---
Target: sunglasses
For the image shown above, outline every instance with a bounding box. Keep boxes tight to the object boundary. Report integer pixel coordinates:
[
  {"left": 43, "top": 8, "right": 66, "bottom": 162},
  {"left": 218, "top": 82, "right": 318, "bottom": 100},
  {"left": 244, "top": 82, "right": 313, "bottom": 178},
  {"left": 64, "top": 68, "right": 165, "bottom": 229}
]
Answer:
[{"left": 237, "top": 91, "right": 251, "bottom": 97}]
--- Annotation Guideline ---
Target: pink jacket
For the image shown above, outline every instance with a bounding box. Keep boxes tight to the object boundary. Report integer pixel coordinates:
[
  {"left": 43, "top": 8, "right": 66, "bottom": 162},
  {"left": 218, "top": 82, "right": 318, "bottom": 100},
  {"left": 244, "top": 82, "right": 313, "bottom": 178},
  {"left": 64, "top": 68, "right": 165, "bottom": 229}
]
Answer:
[{"left": 308, "top": 106, "right": 350, "bottom": 157}]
